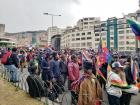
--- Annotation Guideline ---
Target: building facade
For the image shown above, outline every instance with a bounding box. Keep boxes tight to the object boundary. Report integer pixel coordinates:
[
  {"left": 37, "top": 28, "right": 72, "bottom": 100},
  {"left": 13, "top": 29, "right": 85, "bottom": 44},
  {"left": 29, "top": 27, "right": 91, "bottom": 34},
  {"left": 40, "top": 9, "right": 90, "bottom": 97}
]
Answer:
[
  {"left": 99, "top": 14, "right": 136, "bottom": 52},
  {"left": 61, "top": 17, "right": 100, "bottom": 50},
  {"left": 47, "top": 26, "right": 63, "bottom": 45},
  {"left": 51, "top": 35, "right": 61, "bottom": 51},
  {"left": 61, "top": 14, "right": 140, "bottom": 52}
]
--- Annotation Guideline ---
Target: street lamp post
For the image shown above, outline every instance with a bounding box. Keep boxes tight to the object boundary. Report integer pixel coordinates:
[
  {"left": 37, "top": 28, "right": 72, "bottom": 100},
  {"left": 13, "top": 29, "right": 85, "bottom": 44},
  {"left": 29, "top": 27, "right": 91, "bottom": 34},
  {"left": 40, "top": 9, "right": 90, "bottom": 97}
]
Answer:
[{"left": 43, "top": 13, "right": 61, "bottom": 45}]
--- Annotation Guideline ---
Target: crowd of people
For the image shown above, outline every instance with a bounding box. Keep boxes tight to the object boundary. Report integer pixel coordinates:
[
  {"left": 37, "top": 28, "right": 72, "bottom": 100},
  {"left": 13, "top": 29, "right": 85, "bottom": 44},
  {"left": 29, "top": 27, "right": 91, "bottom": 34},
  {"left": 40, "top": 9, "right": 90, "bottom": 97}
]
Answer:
[{"left": 0, "top": 47, "right": 140, "bottom": 105}]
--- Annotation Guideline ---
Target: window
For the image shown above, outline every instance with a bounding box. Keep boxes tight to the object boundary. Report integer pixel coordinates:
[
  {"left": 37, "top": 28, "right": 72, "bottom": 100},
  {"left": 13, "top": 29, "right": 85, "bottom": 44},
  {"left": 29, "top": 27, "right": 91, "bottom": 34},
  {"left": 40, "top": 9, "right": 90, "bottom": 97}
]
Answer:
[
  {"left": 76, "top": 38, "right": 80, "bottom": 40},
  {"left": 72, "top": 38, "right": 75, "bottom": 41},
  {"left": 94, "top": 29, "right": 100, "bottom": 32},
  {"left": 76, "top": 43, "right": 80, "bottom": 47},
  {"left": 71, "top": 43, "right": 75, "bottom": 47},
  {"left": 101, "top": 32, "right": 106, "bottom": 36},
  {"left": 119, "top": 47, "right": 125, "bottom": 50},
  {"left": 118, "top": 25, "right": 124, "bottom": 29},
  {"left": 119, "top": 36, "right": 124, "bottom": 39},
  {"left": 84, "top": 26, "right": 88, "bottom": 29},
  {"left": 81, "top": 43, "right": 86, "bottom": 46},
  {"left": 101, "top": 23, "right": 106, "bottom": 27},
  {"left": 87, "top": 42, "right": 92, "bottom": 46},
  {"left": 72, "top": 34, "right": 75, "bottom": 37},
  {"left": 110, "top": 26, "right": 114, "bottom": 30},
  {"left": 87, "top": 32, "right": 91, "bottom": 35},
  {"left": 126, "top": 47, "right": 130, "bottom": 50},
  {"left": 95, "top": 38, "right": 99, "bottom": 41},
  {"left": 130, "top": 47, "right": 135, "bottom": 50},
  {"left": 87, "top": 37, "right": 92, "bottom": 40},
  {"left": 110, "top": 37, "right": 114, "bottom": 40},
  {"left": 76, "top": 33, "right": 80, "bottom": 36},
  {"left": 101, "top": 28, "right": 106, "bottom": 31},
  {"left": 89, "top": 22, "right": 94, "bottom": 24},
  {"left": 126, "top": 30, "right": 132, "bottom": 33},
  {"left": 84, "top": 22, "right": 88, "bottom": 25},
  {"left": 82, "top": 33, "right": 85, "bottom": 35},
  {"left": 119, "top": 41, "right": 124, "bottom": 45},
  {"left": 95, "top": 33, "right": 99, "bottom": 36},
  {"left": 95, "top": 43, "right": 99, "bottom": 46},
  {"left": 118, "top": 20, "right": 124, "bottom": 24},
  {"left": 126, "top": 36, "right": 135, "bottom": 39},
  {"left": 118, "top": 30, "right": 124, "bottom": 34},
  {"left": 95, "top": 21, "right": 99, "bottom": 24},
  {"left": 102, "top": 37, "right": 106, "bottom": 40},
  {"left": 90, "top": 26, "right": 94, "bottom": 29},
  {"left": 81, "top": 37, "right": 86, "bottom": 40},
  {"left": 84, "top": 18, "right": 88, "bottom": 20},
  {"left": 110, "top": 42, "right": 114, "bottom": 45},
  {"left": 89, "top": 18, "right": 94, "bottom": 20},
  {"left": 110, "top": 31, "right": 114, "bottom": 35}
]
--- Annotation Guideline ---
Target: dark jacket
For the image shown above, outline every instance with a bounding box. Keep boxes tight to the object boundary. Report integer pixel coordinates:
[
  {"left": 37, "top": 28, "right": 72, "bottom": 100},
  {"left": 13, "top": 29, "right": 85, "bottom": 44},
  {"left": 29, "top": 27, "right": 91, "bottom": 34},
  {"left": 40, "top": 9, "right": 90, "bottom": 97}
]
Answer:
[
  {"left": 50, "top": 59, "right": 61, "bottom": 79},
  {"left": 37, "top": 53, "right": 43, "bottom": 65},
  {"left": 6, "top": 52, "right": 19, "bottom": 68},
  {"left": 59, "top": 60, "right": 68, "bottom": 74},
  {"left": 41, "top": 59, "right": 49, "bottom": 71},
  {"left": 124, "top": 66, "right": 134, "bottom": 85},
  {"left": 41, "top": 59, "right": 50, "bottom": 81}
]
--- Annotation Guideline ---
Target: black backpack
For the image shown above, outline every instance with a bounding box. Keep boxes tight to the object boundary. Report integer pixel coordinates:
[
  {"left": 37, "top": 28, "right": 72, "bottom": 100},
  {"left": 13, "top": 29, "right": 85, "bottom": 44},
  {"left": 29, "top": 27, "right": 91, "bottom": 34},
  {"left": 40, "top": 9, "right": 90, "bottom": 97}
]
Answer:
[{"left": 26, "top": 75, "right": 47, "bottom": 98}]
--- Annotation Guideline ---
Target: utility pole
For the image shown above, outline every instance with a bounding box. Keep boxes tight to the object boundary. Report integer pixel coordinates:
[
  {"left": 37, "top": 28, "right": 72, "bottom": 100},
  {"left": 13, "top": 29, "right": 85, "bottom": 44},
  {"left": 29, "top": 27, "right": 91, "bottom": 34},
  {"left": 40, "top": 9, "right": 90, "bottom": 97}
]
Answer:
[{"left": 43, "top": 13, "right": 61, "bottom": 45}]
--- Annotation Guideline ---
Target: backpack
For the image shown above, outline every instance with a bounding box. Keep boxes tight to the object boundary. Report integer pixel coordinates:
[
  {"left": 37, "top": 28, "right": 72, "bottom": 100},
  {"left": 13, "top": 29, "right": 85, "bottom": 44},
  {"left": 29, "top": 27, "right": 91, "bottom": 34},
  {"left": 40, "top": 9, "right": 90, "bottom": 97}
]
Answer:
[{"left": 1, "top": 52, "right": 12, "bottom": 64}]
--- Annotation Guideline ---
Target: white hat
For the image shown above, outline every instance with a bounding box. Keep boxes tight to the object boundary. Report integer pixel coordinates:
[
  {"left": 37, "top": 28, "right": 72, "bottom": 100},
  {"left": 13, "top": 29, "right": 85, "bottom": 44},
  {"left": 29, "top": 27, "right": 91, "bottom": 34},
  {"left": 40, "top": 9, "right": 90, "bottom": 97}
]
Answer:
[{"left": 112, "top": 62, "right": 123, "bottom": 68}]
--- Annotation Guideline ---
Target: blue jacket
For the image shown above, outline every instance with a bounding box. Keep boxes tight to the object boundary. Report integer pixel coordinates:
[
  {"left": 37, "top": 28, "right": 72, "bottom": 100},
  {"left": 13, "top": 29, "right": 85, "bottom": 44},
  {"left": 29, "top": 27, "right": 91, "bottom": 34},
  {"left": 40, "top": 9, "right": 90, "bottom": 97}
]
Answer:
[
  {"left": 50, "top": 59, "right": 61, "bottom": 79},
  {"left": 41, "top": 59, "right": 50, "bottom": 81},
  {"left": 41, "top": 59, "right": 49, "bottom": 71}
]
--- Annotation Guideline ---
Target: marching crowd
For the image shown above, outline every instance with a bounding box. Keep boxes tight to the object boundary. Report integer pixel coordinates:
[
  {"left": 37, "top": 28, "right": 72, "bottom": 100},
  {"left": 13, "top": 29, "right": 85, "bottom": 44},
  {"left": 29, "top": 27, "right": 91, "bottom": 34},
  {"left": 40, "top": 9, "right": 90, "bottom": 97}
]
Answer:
[{"left": 0, "top": 47, "right": 140, "bottom": 105}]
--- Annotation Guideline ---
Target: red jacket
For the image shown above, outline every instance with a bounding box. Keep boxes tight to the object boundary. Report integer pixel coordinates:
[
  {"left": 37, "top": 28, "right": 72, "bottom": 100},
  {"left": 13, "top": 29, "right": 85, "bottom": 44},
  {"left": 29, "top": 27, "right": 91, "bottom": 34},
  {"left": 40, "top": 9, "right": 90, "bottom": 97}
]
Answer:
[{"left": 68, "top": 62, "right": 80, "bottom": 81}]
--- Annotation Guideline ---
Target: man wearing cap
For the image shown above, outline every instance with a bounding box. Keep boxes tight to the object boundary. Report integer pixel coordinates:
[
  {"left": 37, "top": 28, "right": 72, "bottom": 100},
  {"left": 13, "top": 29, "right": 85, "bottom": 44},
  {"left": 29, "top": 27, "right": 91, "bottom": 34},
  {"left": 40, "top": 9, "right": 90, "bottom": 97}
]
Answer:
[{"left": 106, "top": 62, "right": 128, "bottom": 105}]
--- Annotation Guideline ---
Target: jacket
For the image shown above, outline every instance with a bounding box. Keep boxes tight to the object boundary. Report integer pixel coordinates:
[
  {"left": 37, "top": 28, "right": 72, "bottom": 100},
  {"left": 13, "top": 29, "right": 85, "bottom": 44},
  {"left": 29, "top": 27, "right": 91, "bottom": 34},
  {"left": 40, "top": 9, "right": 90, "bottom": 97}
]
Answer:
[
  {"left": 59, "top": 60, "right": 68, "bottom": 74},
  {"left": 41, "top": 59, "right": 50, "bottom": 81},
  {"left": 77, "top": 74, "right": 102, "bottom": 105},
  {"left": 6, "top": 52, "right": 19, "bottom": 68},
  {"left": 68, "top": 62, "right": 80, "bottom": 81},
  {"left": 50, "top": 59, "right": 61, "bottom": 79},
  {"left": 41, "top": 59, "right": 49, "bottom": 71},
  {"left": 124, "top": 66, "right": 134, "bottom": 85}
]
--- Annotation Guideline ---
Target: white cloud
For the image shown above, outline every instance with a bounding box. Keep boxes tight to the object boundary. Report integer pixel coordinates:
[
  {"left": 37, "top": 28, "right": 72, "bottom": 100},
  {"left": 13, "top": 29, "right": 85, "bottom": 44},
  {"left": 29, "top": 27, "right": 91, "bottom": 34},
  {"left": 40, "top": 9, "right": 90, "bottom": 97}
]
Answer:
[
  {"left": 0, "top": 0, "right": 139, "bottom": 32},
  {"left": 71, "top": 0, "right": 138, "bottom": 21}
]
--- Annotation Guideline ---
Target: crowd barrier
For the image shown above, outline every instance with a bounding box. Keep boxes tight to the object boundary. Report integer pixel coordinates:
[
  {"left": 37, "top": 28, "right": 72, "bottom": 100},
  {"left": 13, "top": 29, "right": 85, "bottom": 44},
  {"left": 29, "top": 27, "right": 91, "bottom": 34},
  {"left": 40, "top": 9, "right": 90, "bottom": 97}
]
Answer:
[{"left": 0, "top": 63, "right": 107, "bottom": 105}]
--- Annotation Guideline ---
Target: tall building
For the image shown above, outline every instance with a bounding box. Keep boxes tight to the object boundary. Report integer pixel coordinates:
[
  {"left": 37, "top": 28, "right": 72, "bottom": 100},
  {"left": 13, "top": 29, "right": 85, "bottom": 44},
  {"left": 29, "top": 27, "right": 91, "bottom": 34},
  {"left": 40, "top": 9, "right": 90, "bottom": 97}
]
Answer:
[
  {"left": 61, "top": 13, "right": 140, "bottom": 52},
  {"left": 47, "top": 26, "right": 63, "bottom": 45},
  {"left": 61, "top": 17, "right": 100, "bottom": 50},
  {"left": 99, "top": 14, "right": 136, "bottom": 52}
]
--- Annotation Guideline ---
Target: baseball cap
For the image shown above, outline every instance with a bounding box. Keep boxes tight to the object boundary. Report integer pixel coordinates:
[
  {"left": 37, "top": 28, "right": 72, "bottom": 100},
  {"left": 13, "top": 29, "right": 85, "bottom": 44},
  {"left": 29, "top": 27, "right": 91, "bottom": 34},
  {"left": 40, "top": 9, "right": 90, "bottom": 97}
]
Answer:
[{"left": 112, "top": 62, "right": 123, "bottom": 68}]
